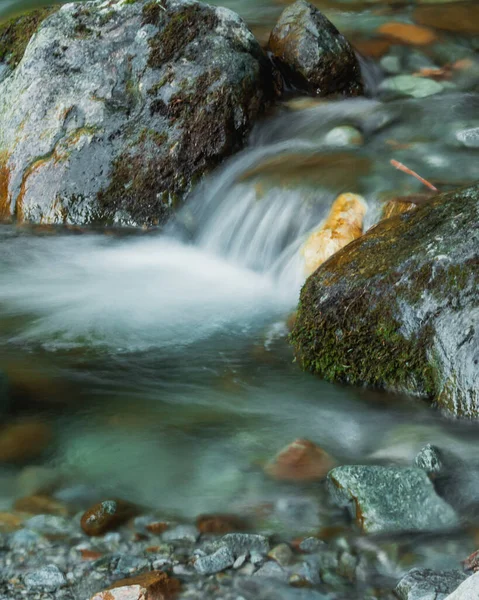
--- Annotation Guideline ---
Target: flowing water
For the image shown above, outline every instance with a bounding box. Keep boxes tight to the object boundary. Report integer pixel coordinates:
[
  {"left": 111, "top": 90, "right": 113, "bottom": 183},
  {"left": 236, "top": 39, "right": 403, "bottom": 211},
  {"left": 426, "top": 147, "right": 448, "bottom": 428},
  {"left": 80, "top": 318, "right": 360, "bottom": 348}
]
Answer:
[{"left": 1, "top": 0, "right": 479, "bottom": 575}]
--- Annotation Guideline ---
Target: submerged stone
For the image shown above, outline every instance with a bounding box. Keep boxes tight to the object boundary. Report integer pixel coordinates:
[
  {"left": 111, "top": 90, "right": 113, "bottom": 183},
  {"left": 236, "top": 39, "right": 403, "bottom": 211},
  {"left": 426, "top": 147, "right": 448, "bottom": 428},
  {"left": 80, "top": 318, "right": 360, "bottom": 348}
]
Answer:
[
  {"left": 24, "top": 564, "right": 66, "bottom": 592},
  {"left": 194, "top": 546, "right": 235, "bottom": 574},
  {"left": 268, "top": 0, "right": 363, "bottom": 97},
  {"left": 379, "top": 74, "right": 444, "bottom": 98},
  {"left": 291, "top": 184, "right": 479, "bottom": 417},
  {"left": 265, "top": 438, "right": 336, "bottom": 482},
  {"left": 396, "top": 568, "right": 467, "bottom": 600},
  {"left": 81, "top": 499, "right": 136, "bottom": 536},
  {"left": 327, "top": 466, "right": 459, "bottom": 533},
  {"left": 0, "top": 0, "right": 273, "bottom": 227}
]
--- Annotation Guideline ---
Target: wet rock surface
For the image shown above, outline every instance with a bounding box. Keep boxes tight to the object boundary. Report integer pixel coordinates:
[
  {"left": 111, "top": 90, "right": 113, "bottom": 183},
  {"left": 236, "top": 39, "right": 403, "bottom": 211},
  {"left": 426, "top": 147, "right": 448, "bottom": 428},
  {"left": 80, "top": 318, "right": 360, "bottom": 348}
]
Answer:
[
  {"left": 328, "top": 466, "right": 459, "bottom": 533},
  {"left": 0, "top": 0, "right": 272, "bottom": 227},
  {"left": 268, "top": 0, "right": 363, "bottom": 97},
  {"left": 396, "top": 568, "right": 467, "bottom": 600},
  {"left": 292, "top": 184, "right": 479, "bottom": 417}
]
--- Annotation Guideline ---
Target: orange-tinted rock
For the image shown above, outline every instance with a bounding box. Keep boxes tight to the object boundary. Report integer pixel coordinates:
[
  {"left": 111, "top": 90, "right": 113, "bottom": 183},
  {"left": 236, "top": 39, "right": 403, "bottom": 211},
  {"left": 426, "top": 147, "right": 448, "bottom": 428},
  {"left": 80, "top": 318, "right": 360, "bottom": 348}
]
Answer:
[
  {"left": 81, "top": 500, "right": 136, "bottom": 536},
  {"left": 378, "top": 22, "right": 437, "bottom": 46},
  {"left": 382, "top": 200, "right": 417, "bottom": 220},
  {"left": 107, "top": 571, "right": 180, "bottom": 600},
  {"left": 265, "top": 439, "right": 336, "bottom": 482},
  {"left": 464, "top": 549, "right": 479, "bottom": 572},
  {"left": 415, "top": 4, "right": 479, "bottom": 35},
  {"left": 146, "top": 522, "right": 169, "bottom": 535},
  {"left": 14, "top": 494, "right": 69, "bottom": 517},
  {"left": 352, "top": 38, "right": 392, "bottom": 59},
  {"left": 0, "top": 420, "right": 52, "bottom": 463},
  {"left": 196, "top": 514, "right": 247, "bottom": 535},
  {"left": 81, "top": 549, "right": 104, "bottom": 561},
  {"left": 91, "top": 587, "right": 146, "bottom": 600}
]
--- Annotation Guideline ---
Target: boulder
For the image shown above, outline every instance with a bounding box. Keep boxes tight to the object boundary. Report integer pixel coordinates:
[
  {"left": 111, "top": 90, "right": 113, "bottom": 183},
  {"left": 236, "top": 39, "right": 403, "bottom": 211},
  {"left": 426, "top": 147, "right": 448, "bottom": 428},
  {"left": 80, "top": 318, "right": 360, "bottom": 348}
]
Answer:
[
  {"left": 0, "top": 0, "right": 272, "bottom": 227},
  {"left": 327, "top": 466, "right": 459, "bottom": 533},
  {"left": 269, "top": 0, "right": 363, "bottom": 97},
  {"left": 396, "top": 568, "right": 467, "bottom": 600},
  {"left": 291, "top": 184, "right": 479, "bottom": 417}
]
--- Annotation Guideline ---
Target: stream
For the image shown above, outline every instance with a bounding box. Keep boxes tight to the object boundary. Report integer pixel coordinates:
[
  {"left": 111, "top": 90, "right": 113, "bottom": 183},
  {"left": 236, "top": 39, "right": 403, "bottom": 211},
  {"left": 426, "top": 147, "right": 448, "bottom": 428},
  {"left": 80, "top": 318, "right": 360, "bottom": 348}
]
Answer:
[{"left": 1, "top": 0, "right": 479, "bottom": 589}]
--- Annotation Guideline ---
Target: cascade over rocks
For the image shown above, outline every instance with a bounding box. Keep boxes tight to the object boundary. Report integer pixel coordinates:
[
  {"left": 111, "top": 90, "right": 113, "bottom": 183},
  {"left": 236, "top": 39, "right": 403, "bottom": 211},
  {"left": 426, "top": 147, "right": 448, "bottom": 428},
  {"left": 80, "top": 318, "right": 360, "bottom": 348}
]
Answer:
[
  {"left": 291, "top": 184, "right": 479, "bottom": 417},
  {"left": 269, "top": 0, "right": 364, "bottom": 97},
  {"left": 0, "top": 0, "right": 273, "bottom": 227}
]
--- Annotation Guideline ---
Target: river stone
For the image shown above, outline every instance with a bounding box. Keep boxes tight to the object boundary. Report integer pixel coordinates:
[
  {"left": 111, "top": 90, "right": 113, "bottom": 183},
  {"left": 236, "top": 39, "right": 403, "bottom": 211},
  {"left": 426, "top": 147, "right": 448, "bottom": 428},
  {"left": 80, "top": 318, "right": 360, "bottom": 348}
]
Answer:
[
  {"left": 291, "top": 184, "right": 479, "bottom": 417},
  {"left": 194, "top": 545, "right": 235, "bottom": 574},
  {"left": 24, "top": 564, "right": 66, "bottom": 592},
  {"left": 327, "top": 466, "right": 459, "bottom": 533},
  {"left": 268, "top": 0, "right": 363, "bottom": 97},
  {"left": 444, "top": 572, "right": 479, "bottom": 600},
  {"left": 379, "top": 74, "right": 444, "bottom": 98},
  {"left": 396, "top": 568, "right": 467, "bottom": 600},
  {"left": 0, "top": 0, "right": 272, "bottom": 227},
  {"left": 456, "top": 128, "right": 479, "bottom": 148},
  {"left": 222, "top": 533, "right": 270, "bottom": 557},
  {"left": 415, "top": 444, "right": 445, "bottom": 477}
]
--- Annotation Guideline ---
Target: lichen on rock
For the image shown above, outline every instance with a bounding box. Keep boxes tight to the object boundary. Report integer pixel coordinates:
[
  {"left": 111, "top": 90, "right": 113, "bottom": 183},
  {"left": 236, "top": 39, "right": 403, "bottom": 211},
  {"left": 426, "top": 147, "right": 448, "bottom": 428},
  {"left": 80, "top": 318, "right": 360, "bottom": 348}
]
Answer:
[{"left": 291, "top": 183, "right": 479, "bottom": 417}]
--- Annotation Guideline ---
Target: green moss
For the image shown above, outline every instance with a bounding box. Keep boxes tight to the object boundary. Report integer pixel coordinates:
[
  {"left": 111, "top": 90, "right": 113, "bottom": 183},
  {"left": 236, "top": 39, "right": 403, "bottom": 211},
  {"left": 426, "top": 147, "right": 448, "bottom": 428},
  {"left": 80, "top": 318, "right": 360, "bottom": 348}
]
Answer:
[
  {"left": 0, "top": 6, "right": 57, "bottom": 68},
  {"left": 145, "top": 4, "right": 219, "bottom": 68},
  {"left": 291, "top": 184, "right": 479, "bottom": 401}
]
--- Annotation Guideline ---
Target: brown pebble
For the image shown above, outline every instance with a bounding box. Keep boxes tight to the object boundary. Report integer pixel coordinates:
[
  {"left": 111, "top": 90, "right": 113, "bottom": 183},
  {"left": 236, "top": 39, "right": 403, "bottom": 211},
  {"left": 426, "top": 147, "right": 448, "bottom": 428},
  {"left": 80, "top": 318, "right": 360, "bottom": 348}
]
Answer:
[
  {"left": 14, "top": 494, "right": 69, "bottom": 517},
  {"left": 108, "top": 571, "right": 180, "bottom": 599},
  {"left": 0, "top": 420, "right": 52, "bottom": 463},
  {"left": 81, "top": 549, "right": 104, "bottom": 561},
  {"left": 196, "top": 514, "right": 248, "bottom": 535},
  {"left": 146, "top": 522, "right": 169, "bottom": 535},
  {"left": 81, "top": 500, "right": 136, "bottom": 536},
  {"left": 265, "top": 438, "right": 336, "bottom": 482}
]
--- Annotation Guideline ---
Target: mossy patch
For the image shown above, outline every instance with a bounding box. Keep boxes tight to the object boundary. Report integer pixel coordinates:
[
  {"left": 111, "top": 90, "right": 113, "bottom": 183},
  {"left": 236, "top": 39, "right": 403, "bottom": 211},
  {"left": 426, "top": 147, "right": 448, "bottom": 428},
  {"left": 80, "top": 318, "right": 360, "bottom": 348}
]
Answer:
[
  {"left": 144, "top": 3, "right": 219, "bottom": 68},
  {"left": 291, "top": 184, "right": 479, "bottom": 402},
  {"left": 0, "top": 6, "right": 57, "bottom": 68}
]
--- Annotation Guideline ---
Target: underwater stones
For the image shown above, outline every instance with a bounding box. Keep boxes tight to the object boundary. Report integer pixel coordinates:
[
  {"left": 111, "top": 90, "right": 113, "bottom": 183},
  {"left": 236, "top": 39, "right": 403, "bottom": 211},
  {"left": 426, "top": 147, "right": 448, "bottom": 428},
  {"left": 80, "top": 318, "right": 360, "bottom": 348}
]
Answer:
[
  {"left": 221, "top": 533, "right": 270, "bottom": 557},
  {"left": 268, "top": 0, "right": 363, "bottom": 97},
  {"left": 291, "top": 184, "right": 479, "bottom": 417},
  {"left": 0, "top": 0, "right": 272, "bottom": 227},
  {"left": 265, "top": 438, "right": 336, "bottom": 482},
  {"left": 301, "top": 193, "right": 367, "bottom": 277},
  {"left": 0, "top": 420, "right": 52, "bottom": 464},
  {"left": 328, "top": 466, "right": 459, "bottom": 533},
  {"left": 396, "top": 568, "right": 467, "bottom": 600},
  {"left": 24, "top": 564, "right": 66, "bottom": 592},
  {"left": 379, "top": 74, "right": 444, "bottom": 98},
  {"left": 456, "top": 128, "right": 479, "bottom": 148},
  {"left": 414, "top": 444, "right": 445, "bottom": 477},
  {"left": 323, "top": 126, "right": 364, "bottom": 148},
  {"left": 81, "top": 499, "right": 136, "bottom": 536}
]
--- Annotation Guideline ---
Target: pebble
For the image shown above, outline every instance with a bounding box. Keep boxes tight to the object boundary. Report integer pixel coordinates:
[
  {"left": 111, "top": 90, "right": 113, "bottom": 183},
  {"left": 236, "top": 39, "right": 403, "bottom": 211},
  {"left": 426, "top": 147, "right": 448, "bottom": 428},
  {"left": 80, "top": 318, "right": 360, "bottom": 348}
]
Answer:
[
  {"left": 25, "top": 514, "right": 75, "bottom": 536},
  {"left": 233, "top": 554, "right": 247, "bottom": 569},
  {"left": 265, "top": 439, "right": 336, "bottom": 482},
  {"left": 9, "top": 528, "right": 42, "bottom": 550},
  {"left": 81, "top": 500, "right": 135, "bottom": 536},
  {"left": 254, "top": 560, "right": 289, "bottom": 581},
  {"left": 13, "top": 494, "right": 69, "bottom": 517},
  {"left": 162, "top": 524, "right": 199, "bottom": 543},
  {"left": 323, "top": 126, "right": 364, "bottom": 148},
  {"left": 24, "top": 564, "right": 66, "bottom": 592},
  {"left": 194, "top": 546, "right": 235, "bottom": 575},
  {"left": 415, "top": 444, "right": 445, "bottom": 476},
  {"left": 268, "top": 543, "right": 294, "bottom": 567},
  {"left": 298, "top": 538, "right": 325, "bottom": 553},
  {"left": 456, "top": 128, "right": 479, "bottom": 148},
  {"left": 221, "top": 533, "right": 270, "bottom": 557}
]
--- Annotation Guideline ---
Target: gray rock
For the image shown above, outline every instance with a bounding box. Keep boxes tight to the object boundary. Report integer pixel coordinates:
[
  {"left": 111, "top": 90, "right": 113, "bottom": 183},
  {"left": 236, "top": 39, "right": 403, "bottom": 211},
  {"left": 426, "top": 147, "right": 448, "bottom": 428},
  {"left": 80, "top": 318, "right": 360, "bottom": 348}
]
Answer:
[
  {"left": 327, "top": 466, "right": 459, "bottom": 533},
  {"left": 194, "top": 545, "right": 235, "bottom": 574},
  {"left": 114, "top": 554, "right": 149, "bottom": 575},
  {"left": 415, "top": 444, "right": 445, "bottom": 476},
  {"left": 162, "top": 524, "right": 199, "bottom": 543},
  {"left": 456, "top": 128, "right": 479, "bottom": 148},
  {"left": 380, "top": 55, "right": 402, "bottom": 75},
  {"left": 9, "top": 529, "right": 42, "bottom": 550},
  {"left": 25, "top": 514, "right": 76, "bottom": 536},
  {"left": 268, "top": 0, "right": 363, "bottom": 97},
  {"left": 323, "top": 125, "right": 363, "bottom": 147},
  {"left": 292, "top": 184, "right": 479, "bottom": 417},
  {"left": 254, "top": 561, "right": 289, "bottom": 581},
  {"left": 444, "top": 572, "right": 479, "bottom": 600},
  {"left": 379, "top": 75, "right": 444, "bottom": 98},
  {"left": 396, "top": 568, "right": 467, "bottom": 600},
  {"left": 298, "top": 537, "right": 325, "bottom": 553},
  {"left": 268, "top": 543, "right": 294, "bottom": 567},
  {"left": 24, "top": 564, "right": 66, "bottom": 592},
  {"left": 0, "top": 0, "right": 272, "bottom": 227},
  {"left": 222, "top": 533, "right": 270, "bottom": 557}
]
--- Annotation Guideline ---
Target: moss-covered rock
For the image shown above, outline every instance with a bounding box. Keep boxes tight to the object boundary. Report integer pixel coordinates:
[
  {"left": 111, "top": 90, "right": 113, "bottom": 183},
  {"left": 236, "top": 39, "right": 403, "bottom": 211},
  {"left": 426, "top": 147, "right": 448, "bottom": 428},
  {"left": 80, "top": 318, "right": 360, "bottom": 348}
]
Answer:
[
  {"left": 292, "top": 184, "right": 479, "bottom": 417},
  {"left": 0, "top": 0, "right": 273, "bottom": 227}
]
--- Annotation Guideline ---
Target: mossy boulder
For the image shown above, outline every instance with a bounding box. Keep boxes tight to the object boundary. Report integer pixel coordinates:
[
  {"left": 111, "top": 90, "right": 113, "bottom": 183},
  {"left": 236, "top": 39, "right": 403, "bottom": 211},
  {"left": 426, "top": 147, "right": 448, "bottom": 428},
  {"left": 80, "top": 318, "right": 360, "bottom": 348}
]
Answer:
[
  {"left": 0, "top": 0, "right": 273, "bottom": 226},
  {"left": 269, "top": 0, "right": 363, "bottom": 97},
  {"left": 292, "top": 184, "right": 479, "bottom": 417}
]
